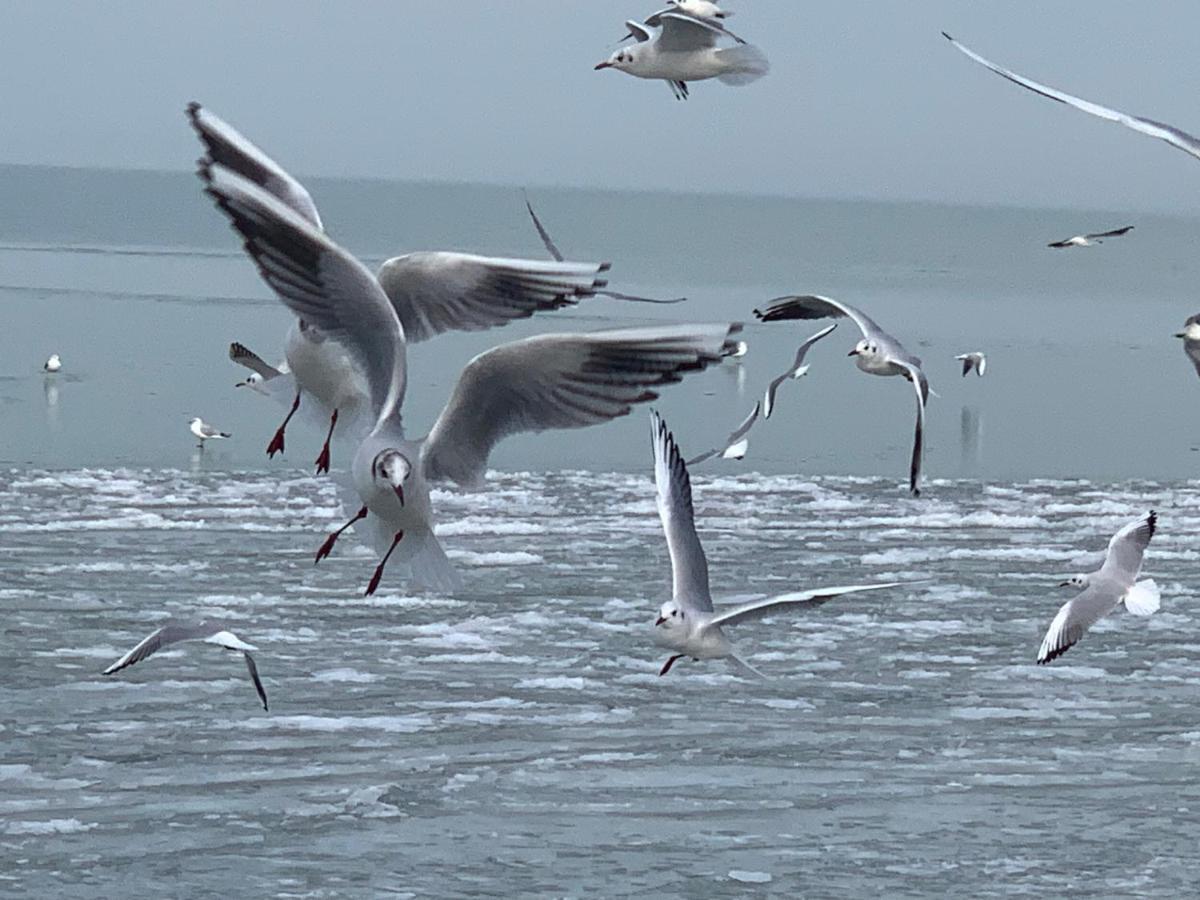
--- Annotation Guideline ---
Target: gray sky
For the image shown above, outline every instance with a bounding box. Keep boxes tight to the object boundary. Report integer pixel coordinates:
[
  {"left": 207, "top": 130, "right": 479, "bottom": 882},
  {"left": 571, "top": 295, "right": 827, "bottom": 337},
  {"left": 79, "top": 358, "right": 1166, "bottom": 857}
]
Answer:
[{"left": 4, "top": 1, "right": 1200, "bottom": 212}]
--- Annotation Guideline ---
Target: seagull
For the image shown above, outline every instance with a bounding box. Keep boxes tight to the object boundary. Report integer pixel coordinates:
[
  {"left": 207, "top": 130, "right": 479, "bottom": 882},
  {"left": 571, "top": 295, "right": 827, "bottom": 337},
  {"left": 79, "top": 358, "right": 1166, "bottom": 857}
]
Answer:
[
  {"left": 1037, "top": 511, "right": 1159, "bottom": 664},
  {"left": 649, "top": 411, "right": 904, "bottom": 677},
  {"left": 1172, "top": 314, "right": 1200, "bottom": 379},
  {"left": 596, "top": 11, "right": 768, "bottom": 101},
  {"left": 523, "top": 196, "right": 685, "bottom": 304},
  {"left": 754, "top": 295, "right": 929, "bottom": 495},
  {"left": 189, "top": 103, "right": 612, "bottom": 473},
  {"left": 1047, "top": 226, "right": 1134, "bottom": 249},
  {"left": 943, "top": 32, "right": 1200, "bottom": 165},
  {"left": 621, "top": 2, "right": 745, "bottom": 45},
  {"left": 954, "top": 352, "right": 987, "bottom": 378},
  {"left": 103, "top": 621, "right": 268, "bottom": 710},
  {"left": 229, "top": 341, "right": 286, "bottom": 391},
  {"left": 685, "top": 401, "right": 759, "bottom": 465},
  {"left": 43, "top": 353, "right": 62, "bottom": 373},
  {"left": 727, "top": 340, "right": 749, "bottom": 360},
  {"left": 762, "top": 323, "right": 837, "bottom": 419},
  {"left": 200, "top": 159, "right": 741, "bottom": 595},
  {"left": 189, "top": 417, "right": 230, "bottom": 449}
]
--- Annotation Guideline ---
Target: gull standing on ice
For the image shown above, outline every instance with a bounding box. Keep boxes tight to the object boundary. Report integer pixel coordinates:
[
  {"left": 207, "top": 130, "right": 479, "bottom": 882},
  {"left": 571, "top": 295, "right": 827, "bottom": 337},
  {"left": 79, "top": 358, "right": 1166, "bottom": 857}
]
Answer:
[
  {"left": 954, "top": 352, "right": 986, "bottom": 378},
  {"left": 200, "top": 159, "right": 741, "bottom": 595},
  {"left": 189, "top": 104, "right": 612, "bottom": 473},
  {"left": 943, "top": 32, "right": 1200, "bottom": 165},
  {"left": 649, "top": 411, "right": 904, "bottom": 677},
  {"left": 1173, "top": 314, "right": 1200, "bottom": 377},
  {"left": 189, "top": 417, "right": 230, "bottom": 449},
  {"left": 1038, "top": 511, "right": 1159, "bottom": 664},
  {"left": 1047, "top": 226, "right": 1134, "bottom": 249},
  {"left": 755, "top": 295, "right": 930, "bottom": 495},
  {"left": 103, "top": 621, "right": 268, "bottom": 710},
  {"left": 596, "top": 11, "right": 768, "bottom": 101},
  {"left": 43, "top": 354, "right": 62, "bottom": 373}
]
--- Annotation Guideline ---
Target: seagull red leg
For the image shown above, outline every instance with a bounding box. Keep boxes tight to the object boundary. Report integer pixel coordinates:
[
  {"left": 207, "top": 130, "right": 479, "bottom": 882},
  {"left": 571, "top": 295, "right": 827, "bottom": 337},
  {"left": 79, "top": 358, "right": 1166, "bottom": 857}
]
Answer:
[
  {"left": 365, "top": 530, "right": 405, "bottom": 596},
  {"left": 314, "top": 505, "right": 367, "bottom": 564},
  {"left": 314, "top": 408, "right": 339, "bottom": 474},
  {"left": 267, "top": 392, "right": 300, "bottom": 458}
]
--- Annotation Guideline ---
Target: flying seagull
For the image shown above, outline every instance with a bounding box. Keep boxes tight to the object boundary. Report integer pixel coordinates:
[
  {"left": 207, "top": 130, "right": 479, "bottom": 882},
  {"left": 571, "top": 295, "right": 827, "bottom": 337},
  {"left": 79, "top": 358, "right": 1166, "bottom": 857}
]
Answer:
[
  {"left": 954, "top": 352, "right": 986, "bottom": 378},
  {"left": 103, "top": 621, "right": 268, "bottom": 710},
  {"left": 943, "top": 32, "right": 1200, "bottom": 164},
  {"left": 1174, "top": 314, "right": 1200, "bottom": 377},
  {"left": 754, "top": 295, "right": 929, "bottom": 496},
  {"left": 597, "top": 11, "right": 768, "bottom": 101},
  {"left": 229, "top": 341, "right": 285, "bottom": 391},
  {"left": 762, "top": 323, "right": 837, "bottom": 419},
  {"left": 649, "top": 411, "right": 905, "bottom": 677},
  {"left": 1038, "top": 512, "right": 1159, "bottom": 664},
  {"left": 189, "top": 417, "right": 230, "bottom": 449},
  {"left": 1048, "top": 226, "right": 1134, "bottom": 248},
  {"left": 200, "top": 157, "right": 741, "bottom": 594}
]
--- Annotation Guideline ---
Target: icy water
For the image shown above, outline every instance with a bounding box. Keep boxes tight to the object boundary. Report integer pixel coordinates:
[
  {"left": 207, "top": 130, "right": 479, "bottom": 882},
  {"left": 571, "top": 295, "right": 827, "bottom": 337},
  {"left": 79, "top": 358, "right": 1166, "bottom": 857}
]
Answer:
[
  {"left": 3, "top": 469, "right": 1199, "bottom": 896},
  {"left": 3, "top": 167, "right": 1200, "bottom": 896}
]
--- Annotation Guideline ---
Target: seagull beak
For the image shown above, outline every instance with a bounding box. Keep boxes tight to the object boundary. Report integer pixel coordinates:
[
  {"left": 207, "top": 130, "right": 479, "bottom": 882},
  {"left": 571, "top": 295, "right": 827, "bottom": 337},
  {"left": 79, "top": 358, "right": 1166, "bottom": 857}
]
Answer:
[
  {"left": 655, "top": 615, "right": 667, "bottom": 626},
  {"left": 594, "top": 60, "right": 613, "bottom": 70},
  {"left": 393, "top": 485, "right": 405, "bottom": 507},
  {"left": 1058, "top": 580, "right": 1071, "bottom": 587},
  {"left": 847, "top": 348, "right": 859, "bottom": 357},
  {"left": 1175, "top": 332, "right": 1186, "bottom": 338}
]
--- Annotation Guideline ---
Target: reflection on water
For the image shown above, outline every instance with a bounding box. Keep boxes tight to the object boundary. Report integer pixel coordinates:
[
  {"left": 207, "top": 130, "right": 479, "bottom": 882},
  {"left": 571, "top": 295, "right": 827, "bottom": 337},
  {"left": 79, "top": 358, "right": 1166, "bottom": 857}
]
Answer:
[{"left": 960, "top": 405, "right": 982, "bottom": 472}]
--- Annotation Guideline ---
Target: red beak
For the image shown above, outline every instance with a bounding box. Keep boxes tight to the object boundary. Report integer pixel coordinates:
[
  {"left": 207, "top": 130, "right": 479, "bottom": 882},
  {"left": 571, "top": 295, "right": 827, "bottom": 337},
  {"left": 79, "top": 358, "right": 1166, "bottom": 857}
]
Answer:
[{"left": 594, "top": 61, "right": 612, "bottom": 70}]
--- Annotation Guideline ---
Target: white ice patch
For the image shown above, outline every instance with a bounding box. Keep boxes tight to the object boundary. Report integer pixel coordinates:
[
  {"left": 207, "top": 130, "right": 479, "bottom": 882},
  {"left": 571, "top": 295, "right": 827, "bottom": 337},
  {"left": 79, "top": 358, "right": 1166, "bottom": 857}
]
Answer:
[{"left": 5, "top": 818, "right": 97, "bottom": 835}]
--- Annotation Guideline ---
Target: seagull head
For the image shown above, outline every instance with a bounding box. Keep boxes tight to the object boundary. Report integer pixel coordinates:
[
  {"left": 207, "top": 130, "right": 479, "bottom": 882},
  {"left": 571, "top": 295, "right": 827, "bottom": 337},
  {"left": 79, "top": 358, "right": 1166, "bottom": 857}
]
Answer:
[
  {"left": 595, "top": 48, "right": 635, "bottom": 72},
  {"left": 1058, "top": 574, "right": 1089, "bottom": 589},
  {"left": 848, "top": 338, "right": 878, "bottom": 358},
  {"left": 235, "top": 373, "right": 263, "bottom": 389},
  {"left": 654, "top": 601, "right": 686, "bottom": 630},
  {"left": 374, "top": 450, "right": 412, "bottom": 507},
  {"left": 1175, "top": 322, "right": 1200, "bottom": 340}
]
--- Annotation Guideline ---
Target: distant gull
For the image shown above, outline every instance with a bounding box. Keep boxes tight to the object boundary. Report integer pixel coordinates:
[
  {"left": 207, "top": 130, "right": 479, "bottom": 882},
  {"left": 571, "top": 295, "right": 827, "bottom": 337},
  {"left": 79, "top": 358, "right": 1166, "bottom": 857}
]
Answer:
[
  {"left": 755, "top": 295, "right": 929, "bottom": 496},
  {"left": 726, "top": 340, "right": 749, "bottom": 360},
  {"left": 43, "top": 354, "right": 61, "bottom": 373},
  {"left": 685, "top": 401, "right": 759, "bottom": 465},
  {"left": 200, "top": 157, "right": 741, "bottom": 594},
  {"left": 189, "top": 416, "right": 230, "bottom": 449},
  {"left": 943, "top": 32, "right": 1200, "bottom": 164},
  {"left": 649, "top": 411, "right": 905, "bottom": 677},
  {"left": 762, "top": 323, "right": 837, "bottom": 419},
  {"left": 103, "top": 621, "right": 268, "bottom": 710},
  {"left": 1174, "top": 314, "right": 1200, "bottom": 377},
  {"left": 1038, "top": 511, "right": 1159, "bottom": 664},
  {"left": 1047, "top": 226, "right": 1134, "bottom": 249},
  {"left": 954, "top": 352, "right": 987, "bottom": 377},
  {"left": 596, "top": 11, "right": 768, "bottom": 101}
]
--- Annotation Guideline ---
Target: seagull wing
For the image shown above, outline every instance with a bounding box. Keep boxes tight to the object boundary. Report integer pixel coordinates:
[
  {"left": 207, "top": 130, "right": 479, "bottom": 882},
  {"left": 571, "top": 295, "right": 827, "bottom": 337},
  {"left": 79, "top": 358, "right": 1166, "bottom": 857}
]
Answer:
[
  {"left": 198, "top": 162, "right": 407, "bottom": 429},
  {"left": 241, "top": 652, "right": 269, "bottom": 711},
  {"left": 1098, "top": 511, "right": 1156, "bottom": 582},
  {"left": 896, "top": 361, "right": 928, "bottom": 496},
  {"left": 377, "top": 252, "right": 609, "bottom": 344},
  {"left": 753, "top": 295, "right": 883, "bottom": 341},
  {"left": 1037, "top": 584, "right": 1117, "bottom": 663},
  {"left": 229, "top": 342, "right": 282, "bottom": 380},
  {"left": 707, "top": 582, "right": 904, "bottom": 629},
  {"left": 956, "top": 355, "right": 973, "bottom": 377},
  {"left": 656, "top": 10, "right": 724, "bottom": 51},
  {"left": 623, "top": 19, "right": 653, "bottom": 43},
  {"left": 685, "top": 401, "right": 760, "bottom": 466},
  {"left": 187, "top": 103, "right": 323, "bottom": 229},
  {"left": 420, "top": 324, "right": 740, "bottom": 488},
  {"left": 102, "top": 622, "right": 239, "bottom": 674},
  {"left": 647, "top": 8, "right": 745, "bottom": 43},
  {"left": 943, "top": 33, "right": 1200, "bottom": 163},
  {"left": 762, "top": 323, "right": 837, "bottom": 419},
  {"left": 1084, "top": 225, "right": 1135, "bottom": 239},
  {"left": 651, "top": 411, "right": 712, "bottom": 611},
  {"left": 1047, "top": 237, "right": 1078, "bottom": 248}
]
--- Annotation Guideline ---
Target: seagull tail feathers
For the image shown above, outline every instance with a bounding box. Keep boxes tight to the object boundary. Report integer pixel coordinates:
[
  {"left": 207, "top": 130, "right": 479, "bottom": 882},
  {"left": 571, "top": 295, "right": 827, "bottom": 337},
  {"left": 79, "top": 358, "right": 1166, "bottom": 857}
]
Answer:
[
  {"left": 407, "top": 527, "right": 463, "bottom": 594},
  {"left": 716, "top": 44, "right": 770, "bottom": 85}
]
